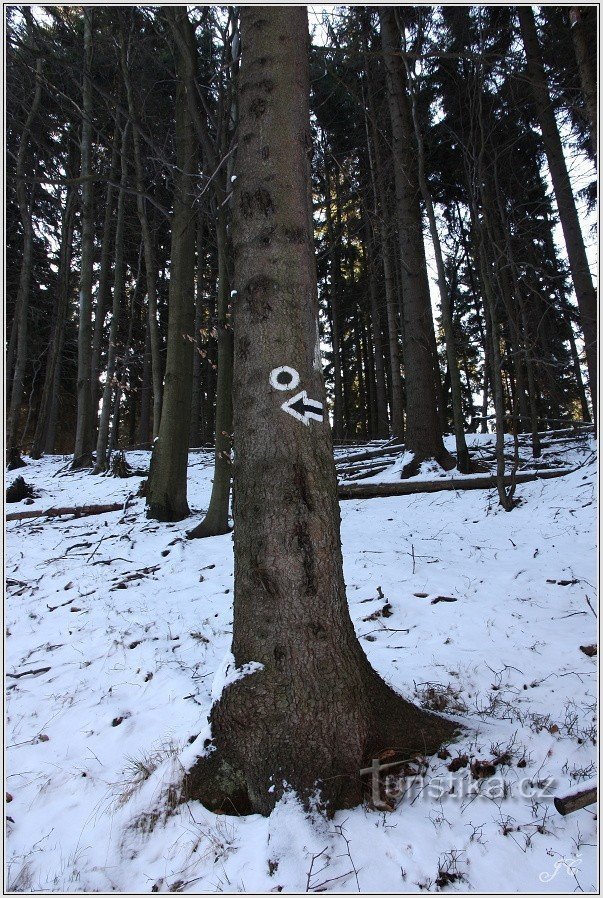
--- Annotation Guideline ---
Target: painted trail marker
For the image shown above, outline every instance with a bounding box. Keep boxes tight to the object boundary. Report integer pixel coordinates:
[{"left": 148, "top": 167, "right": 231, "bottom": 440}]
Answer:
[
  {"left": 281, "top": 391, "right": 324, "bottom": 426},
  {"left": 269, "top": 366, "right": 300, "bottom": 392},
  {"left": 269, "top": 366, "right": 323, "bottom": 426}
]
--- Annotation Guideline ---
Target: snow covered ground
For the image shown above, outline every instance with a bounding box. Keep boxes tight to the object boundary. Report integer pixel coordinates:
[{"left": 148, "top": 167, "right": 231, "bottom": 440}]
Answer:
[{"left": 5, "top": 433, "right": 597, "bottom": 892}]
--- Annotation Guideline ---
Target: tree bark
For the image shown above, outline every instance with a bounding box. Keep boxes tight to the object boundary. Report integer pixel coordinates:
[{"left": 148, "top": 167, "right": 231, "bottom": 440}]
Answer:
[
  {"left": 146, "top": 8, "right": 197, "bottom": 521},
  {"left": 95, "top": 120, "right": 130, "bottom": 473},
  {"left": 30, "top": 184, "right": 76, "bottom": 459},
  {"left": 518, "top": 6, "right": 597, "bottom": 417},
  {"left": 363, "top": 43, "right": 405, "bottom": 441},
  {"left": 379, "top": 9, "right": 450, "bottom": 465},
  {"left": 169, "top": 6, "right": 236, "bottom": 537},
  {"left": 120, "top": 17, "right": 163, "bottom": 439},
  {"left": 7, "top": 55, "right": 43, "bottom": 461},
  {"left": 185, "top": 6, "right": 456, "bottom": 818},
  {"left": 403, "top": 55, "right": 470, "bottom": 472},
  {"left": 72, "top": 10, "right": 96, "bottom": 467},
  {"left": 90, "top": 112, "right": 122, "bottom": 445},
  {"left": 189, "top": 214, "right": 206, "bottom": 447},
  {"left": 570, "top": 6, "right": 597, "bottom": 162}
]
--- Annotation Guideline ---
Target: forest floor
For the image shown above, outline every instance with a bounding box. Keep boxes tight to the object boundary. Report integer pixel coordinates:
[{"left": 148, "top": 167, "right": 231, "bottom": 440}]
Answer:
[{"left": 5, "top": 431, "right": 597, "bottom": 893}]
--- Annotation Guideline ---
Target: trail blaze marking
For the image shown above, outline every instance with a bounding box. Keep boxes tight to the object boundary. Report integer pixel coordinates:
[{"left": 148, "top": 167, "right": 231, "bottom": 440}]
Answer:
[
  {"left": 269, "top": 366, "right": 300, "bottom": 391},
  {"left": 281, "top": 391, "right": 324, "bottom": 426},
  {"left": 269, "top": 366, "right": 323, "bottom": 425}
]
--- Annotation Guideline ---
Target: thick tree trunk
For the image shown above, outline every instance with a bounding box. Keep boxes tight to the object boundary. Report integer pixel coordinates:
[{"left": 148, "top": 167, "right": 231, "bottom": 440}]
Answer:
[
  {"left": 518, "top": 6, "right": 597, "bottom": 417},
  {"left": 146, "top": 9, "right": 197, "bottom": 520},
  {"left": 7, "top": 55, "right": 43, "bottom": 461},
  {"left": 95, "top": 121, "right": 130, "bottom": 473},
  {"left": 185, "top": 6, "right": 456, "bottom": 818},
  {"left": 379, "top": 9, "right": 449, "bottom": 465},
  {"left": 72, "top": 11, "right": 96, "bottom": 467}
]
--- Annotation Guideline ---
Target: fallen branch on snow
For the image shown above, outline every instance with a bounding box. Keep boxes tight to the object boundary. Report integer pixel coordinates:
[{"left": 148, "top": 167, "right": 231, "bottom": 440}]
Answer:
[
  {"left": 6, "top": 502, "right": 123, "bottom": 522},
  {"left": 338, "top": 468, "right": 576, "bottom": 500}
]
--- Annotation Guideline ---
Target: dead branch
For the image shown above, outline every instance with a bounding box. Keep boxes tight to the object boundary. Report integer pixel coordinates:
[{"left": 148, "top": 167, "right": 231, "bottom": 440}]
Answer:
[
  {"left": 6, "top": 502, "right": 123, "bottom": 522},
  {"left": 338, "top": 468, "right": 576, "bottom": 500}
]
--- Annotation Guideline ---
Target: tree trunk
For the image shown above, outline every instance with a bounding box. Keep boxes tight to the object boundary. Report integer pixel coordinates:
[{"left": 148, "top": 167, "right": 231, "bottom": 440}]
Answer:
[
  {"left": 518, "top": 6, "right": 597, "bottom": 417},
  {"left": 379, "top": 9, "right": 450, "bottom": 465},
  {"left": 185, "top": 6, "right": 456, "bottom": 818},
  {"left": 403, "top": 56, "right": 470, "bottom": 472},
  {"left": 138, "top": 317, "right": 152, "bottom": 446},
  {"left": 362, "top": 210, "right": 389, "bottom": 438},
  {"left": 95, "top": 121, "right": 130, "bottom": 473},
  {"left": 169, "top": 6, "right": 236, "bottom": 537},
  {"left": 30, "top": 185, "right": 76, "bottom": 459},
  {"left": 190, "top": 214, "right": 206, "bottom": 447},
  {"left": 570, "top": 6, "right": 597, "bottom": 162},
  {"left": 7, "top": 55, "right": 43, "bottom": 461},
  {"left": 323, "top": 162, "right": 345, "bottom": 440},
  {"left": 363, "top": 46, "right": 405, "bottom": 441},
  {"left": 120, "top": 18, "right": 163, "bottom": 438},
  {"left": 90, "top": 112, "right": 121, "bottom": 445},
  {"left": 72, "top": 11, "right": 96, "bottom": 467},
  {"left": 187, "top": 208, "right": 234, "bottom": 536},
  {"left": 146, "top": 8, "right": 197, "bottom": 521}
]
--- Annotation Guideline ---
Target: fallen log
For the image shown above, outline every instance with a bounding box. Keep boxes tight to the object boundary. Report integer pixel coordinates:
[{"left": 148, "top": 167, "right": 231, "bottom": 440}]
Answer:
[
  {"left": 338, "top": 468, "right": 576, "bottom": 500},
  {"left": 554, "top": 786, "right": 597, "bottom": 816},
  {"left": 6, "top": 502, "right": 123, "bottom": 522}
]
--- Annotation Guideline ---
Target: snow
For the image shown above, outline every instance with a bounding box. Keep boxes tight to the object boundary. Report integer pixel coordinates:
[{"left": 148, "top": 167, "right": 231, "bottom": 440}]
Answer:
[{"left": 5, "top": 433, "right": 597, "bottom": 892}]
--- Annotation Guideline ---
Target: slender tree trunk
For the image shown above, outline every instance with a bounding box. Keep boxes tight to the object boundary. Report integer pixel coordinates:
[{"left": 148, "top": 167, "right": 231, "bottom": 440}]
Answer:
[
  {"left": 186, "top": 6, "right": 456, "bottom": 818},
  {"left": 146, "top": 8, "right": 197, "bottom": 520},
  {"left": 190, "top": 215, "right": 206, "bottom": 447},
  {"left": 323, "top": 165, "right": 345, "bottom": 441},
  {"left": 404, "top": 59, "right": 470, "bottom": 471},
  {"left": 95, "top": 121, "right": 130, "bottom": 473},
  {"left": 169, "top": 6, "right": 236, "bottom": 537},
  {"left": 72, "top": 11, "right": 96, "bottom": 467},
  {"left": 90, "top": 112, "right": 121, "bottom": 445},
  {"left": 364, "top": 49, "right": 404, "bottom": 441},
  {"left": 362, "top": 211, "right": 389, "bottom": 438},
  {"left": 380, "top": 9, "right": 450, "bottom": 467},
  {"left": 518, "top": 6, "right": 597, "bottom": 417},
  {"left": 138, "top": 321, "right": 152, "bottom": 446},
  {"left": 570, "top": 6, "right": 597, "bottom": 162},
  {"left": 7, "top": 55, "right": 43, "bottom": 461},
  {"left": 121, "top": 19, "right": 163, "bottom": 438},
  {"left": 30, "top": 186, "right": 76, "bottom": 459},
  {"left": 187, "top": 208, "right": 234, "bottom": 536}
]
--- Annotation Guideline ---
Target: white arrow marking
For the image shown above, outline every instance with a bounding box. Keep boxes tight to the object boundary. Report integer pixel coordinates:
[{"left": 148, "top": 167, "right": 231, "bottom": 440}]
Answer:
[{"left": 281, "top": 390, "right": 324, "bottom": 426}]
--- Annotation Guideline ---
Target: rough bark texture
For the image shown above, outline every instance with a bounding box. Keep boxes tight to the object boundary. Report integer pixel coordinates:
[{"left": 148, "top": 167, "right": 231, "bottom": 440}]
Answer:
[
  {"left": 379, "top": 9, "right": 449, "bottom": 464},
  {"left": 518, "top": 6, "right": 597, "bottom": 417},
  {"left": 146, "top": 9, "right": 197, "bottom": 521},
  {"left": 185, "top": 6, "right": 457, "bottom": 818}
]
